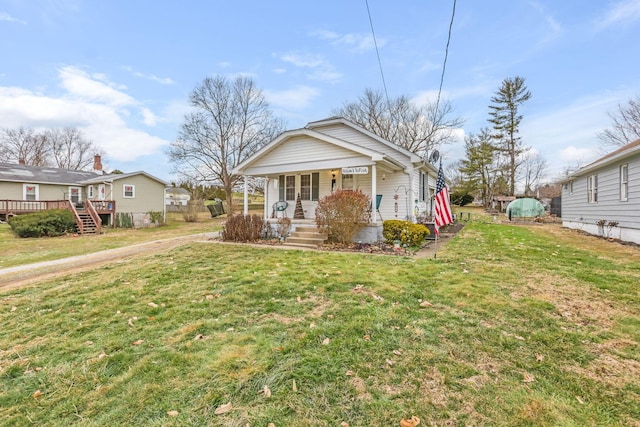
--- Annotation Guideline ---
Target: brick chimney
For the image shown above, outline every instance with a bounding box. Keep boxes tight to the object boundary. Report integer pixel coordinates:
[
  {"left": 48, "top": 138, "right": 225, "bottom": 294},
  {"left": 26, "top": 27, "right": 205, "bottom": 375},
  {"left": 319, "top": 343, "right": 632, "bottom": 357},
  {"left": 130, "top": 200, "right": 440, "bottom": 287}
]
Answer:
[
  {"left": 18, "top": 158, "right": 25, "bottom": 165},
  {"left": 93, "top": 155, "right": 103, "bottom": 172}
]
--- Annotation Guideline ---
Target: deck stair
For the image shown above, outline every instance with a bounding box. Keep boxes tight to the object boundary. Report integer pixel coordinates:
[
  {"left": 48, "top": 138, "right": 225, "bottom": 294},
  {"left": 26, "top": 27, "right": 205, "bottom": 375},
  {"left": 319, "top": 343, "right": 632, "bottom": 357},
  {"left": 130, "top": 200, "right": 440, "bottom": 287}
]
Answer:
[
  {"left": 77, "top": 212, "right": 99, "bottom": 235},
  {"left": 285, "top": 225, "right": 327, "bottom": 248}
]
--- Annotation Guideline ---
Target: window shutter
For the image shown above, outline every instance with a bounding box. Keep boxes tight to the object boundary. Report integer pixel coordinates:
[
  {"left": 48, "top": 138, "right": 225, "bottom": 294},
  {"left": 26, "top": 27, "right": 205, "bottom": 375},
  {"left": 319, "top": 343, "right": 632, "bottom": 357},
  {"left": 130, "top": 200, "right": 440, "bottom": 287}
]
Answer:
[
  {"left": 279, "top": 175, "right": 285, "bottom": 201},
  {"left": 312, "top": 172, "right": 319, "bottom": 201}
]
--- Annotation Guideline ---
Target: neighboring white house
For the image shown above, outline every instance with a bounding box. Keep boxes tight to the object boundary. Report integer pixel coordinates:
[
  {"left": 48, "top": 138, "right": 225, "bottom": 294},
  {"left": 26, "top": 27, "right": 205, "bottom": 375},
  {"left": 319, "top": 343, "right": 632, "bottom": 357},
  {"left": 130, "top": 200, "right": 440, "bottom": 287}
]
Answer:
[
  {"left": 165, "top": 187, "right": 191, "bottom": 207},
  {"left": 232, "top": 117, "right": 439, "bottom": 243},
  {"left": 561, "top": 138, "right": 640, "bottom": 244}
]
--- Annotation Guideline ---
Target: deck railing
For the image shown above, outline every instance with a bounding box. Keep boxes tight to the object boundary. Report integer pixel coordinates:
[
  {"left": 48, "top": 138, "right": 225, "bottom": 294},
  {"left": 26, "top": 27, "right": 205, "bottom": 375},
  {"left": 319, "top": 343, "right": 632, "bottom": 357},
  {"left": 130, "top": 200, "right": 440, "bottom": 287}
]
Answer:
[{"left": 1, "top": 199, "right": 116, "bottom": 218}]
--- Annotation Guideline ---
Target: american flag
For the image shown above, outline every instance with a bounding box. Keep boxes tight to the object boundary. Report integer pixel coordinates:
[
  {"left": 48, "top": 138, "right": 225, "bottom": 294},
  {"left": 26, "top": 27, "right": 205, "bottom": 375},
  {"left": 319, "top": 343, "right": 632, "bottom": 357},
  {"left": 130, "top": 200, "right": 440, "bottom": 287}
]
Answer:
[{"left": 434, "top": 161, "right": 453, "bottom": 236}]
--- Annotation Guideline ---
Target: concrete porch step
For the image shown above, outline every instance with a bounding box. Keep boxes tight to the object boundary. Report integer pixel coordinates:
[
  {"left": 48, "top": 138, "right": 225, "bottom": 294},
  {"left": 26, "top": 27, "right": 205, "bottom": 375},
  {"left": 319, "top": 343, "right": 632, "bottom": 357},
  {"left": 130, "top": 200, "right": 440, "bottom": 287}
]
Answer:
[{"left": 285, "top": 224, "right": 328, "bottom": 248}]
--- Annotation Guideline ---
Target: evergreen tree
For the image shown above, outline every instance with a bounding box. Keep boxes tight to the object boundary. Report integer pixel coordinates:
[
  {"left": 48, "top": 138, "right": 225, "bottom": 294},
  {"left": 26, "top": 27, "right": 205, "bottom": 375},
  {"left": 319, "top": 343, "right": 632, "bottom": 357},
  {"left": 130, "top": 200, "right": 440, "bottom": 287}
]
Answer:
[
  {"left": 459, "top": 128, "right": 497, "bottom": 207},
  {"left": 488, "top": 76, "right": 532, "bottom": 195}
]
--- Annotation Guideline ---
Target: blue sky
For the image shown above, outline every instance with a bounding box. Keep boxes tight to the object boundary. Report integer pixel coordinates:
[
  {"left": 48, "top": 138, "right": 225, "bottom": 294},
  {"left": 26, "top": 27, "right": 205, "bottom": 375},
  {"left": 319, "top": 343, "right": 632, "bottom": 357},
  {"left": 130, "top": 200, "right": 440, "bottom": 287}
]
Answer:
[{"left": 1, "top": 0, "right": 639, "bottom": 183}]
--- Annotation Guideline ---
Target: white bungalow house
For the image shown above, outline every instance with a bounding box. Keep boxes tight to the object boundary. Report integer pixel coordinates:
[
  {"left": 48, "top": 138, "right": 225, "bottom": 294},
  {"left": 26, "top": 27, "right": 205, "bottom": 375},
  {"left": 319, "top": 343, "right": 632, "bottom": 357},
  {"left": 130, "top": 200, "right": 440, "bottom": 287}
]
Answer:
[
  {"left": 232, "top": 117, "right": 439, "bottom": 243},
  {"left": 561, "top": 138, "right": 640, "bottom": 244}
]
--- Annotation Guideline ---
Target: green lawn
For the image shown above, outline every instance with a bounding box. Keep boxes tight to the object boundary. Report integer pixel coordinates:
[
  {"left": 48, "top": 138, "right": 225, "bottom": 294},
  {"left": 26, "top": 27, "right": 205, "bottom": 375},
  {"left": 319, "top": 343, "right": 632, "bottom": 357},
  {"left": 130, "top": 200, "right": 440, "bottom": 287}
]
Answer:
[
  {"left": 0, "top": 212, "right": 224, "bottom": 269},
  {"left": 1, "top": 220, "right": 639, "bottom": 426}
]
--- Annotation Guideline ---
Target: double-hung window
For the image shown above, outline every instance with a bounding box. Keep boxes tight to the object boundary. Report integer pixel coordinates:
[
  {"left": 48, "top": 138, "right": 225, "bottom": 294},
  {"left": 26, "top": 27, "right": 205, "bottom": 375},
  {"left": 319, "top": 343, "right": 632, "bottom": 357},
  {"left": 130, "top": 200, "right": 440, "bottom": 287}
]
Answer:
[
  {"left": 123, "top": 184, "right": 135, "bottom": 198},
  {"left": 587, "top": 174, "right": 598, "bottom": 203},
  {"left": 620, "top": 164, "right": 628, "bottom": 201}
]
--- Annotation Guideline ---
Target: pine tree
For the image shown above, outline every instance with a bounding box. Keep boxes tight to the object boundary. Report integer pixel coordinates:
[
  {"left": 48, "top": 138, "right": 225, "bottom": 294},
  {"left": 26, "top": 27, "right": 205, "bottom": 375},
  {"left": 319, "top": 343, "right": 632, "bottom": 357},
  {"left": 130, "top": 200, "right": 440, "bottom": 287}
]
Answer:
[{"left": 488, "top": 76, "right": 532, "bottom": 196}]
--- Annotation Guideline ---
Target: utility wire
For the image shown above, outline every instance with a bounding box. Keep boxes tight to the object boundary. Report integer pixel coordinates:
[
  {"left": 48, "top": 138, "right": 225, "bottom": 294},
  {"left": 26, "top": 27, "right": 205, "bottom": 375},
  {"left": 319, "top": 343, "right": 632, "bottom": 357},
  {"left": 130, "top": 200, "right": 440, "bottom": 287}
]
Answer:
[
  {"left": 365, "top": 0, "right": 391, "bottom": 110},
  {"left": 435, "top": 0, "right": 457, "bottom": 117}
]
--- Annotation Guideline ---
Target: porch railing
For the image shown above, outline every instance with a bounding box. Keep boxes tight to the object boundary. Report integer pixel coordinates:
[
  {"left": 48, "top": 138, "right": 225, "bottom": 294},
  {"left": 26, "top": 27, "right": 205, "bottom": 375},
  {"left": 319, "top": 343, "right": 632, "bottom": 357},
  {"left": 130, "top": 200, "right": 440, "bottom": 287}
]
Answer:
[{"left": 1, "top": 199, "right": 73, "bottom": 216}]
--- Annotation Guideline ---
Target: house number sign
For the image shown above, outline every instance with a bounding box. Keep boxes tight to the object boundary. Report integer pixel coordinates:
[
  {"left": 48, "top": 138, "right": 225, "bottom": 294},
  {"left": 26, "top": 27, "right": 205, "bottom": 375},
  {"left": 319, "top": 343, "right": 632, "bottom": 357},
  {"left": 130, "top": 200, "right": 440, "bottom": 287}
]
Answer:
[{"left": 341, "top": 167, "right": 368, "bottom": 174}]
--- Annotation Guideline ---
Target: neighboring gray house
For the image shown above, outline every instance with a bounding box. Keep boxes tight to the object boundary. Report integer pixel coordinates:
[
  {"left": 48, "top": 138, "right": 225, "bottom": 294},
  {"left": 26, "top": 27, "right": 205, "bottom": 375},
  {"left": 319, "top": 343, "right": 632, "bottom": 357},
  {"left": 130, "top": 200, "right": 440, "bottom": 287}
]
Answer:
[
  {"left": 561, "top": 138, "right": 640, "bottom": 244},
  {"left": 0, "top": 156, "right": 168, "bottom": 233}
]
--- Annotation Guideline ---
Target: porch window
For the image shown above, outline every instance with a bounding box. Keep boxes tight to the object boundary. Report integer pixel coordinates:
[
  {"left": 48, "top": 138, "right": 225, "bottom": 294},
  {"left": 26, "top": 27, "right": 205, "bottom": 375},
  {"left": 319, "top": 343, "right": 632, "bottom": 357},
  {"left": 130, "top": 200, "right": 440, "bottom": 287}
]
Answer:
[
  {"left": 123, "top": 184, "right": 135, "bottom": 198},
  {"left": 419, "top": 172, "right": 428, "bottom": 202},
  {"left": 23, "top": 184, "right": 38, "bottom": 201},
  {"left": 620, "top": 164, "right": 628, "bottom": 202},
  {"left": 300, "top": 174, "right": 311, "bottom": 200},
  {"left": 587, "top": 174, "right": 597, "bottom": 203},
  {"left": 311, "top": 172, "right": 319, "bottom": 201},
  {"left": 342, "top": 174, "right": 354, "bottom": 190},
  {"left": 88, "top": 185, "right": 95, "bottom": 199},
  {"left": 285, "top": 176, "right": 295, "bottom": 201},
  {"left": 69, "top": 187, "right": 81, "bottom": 204}
]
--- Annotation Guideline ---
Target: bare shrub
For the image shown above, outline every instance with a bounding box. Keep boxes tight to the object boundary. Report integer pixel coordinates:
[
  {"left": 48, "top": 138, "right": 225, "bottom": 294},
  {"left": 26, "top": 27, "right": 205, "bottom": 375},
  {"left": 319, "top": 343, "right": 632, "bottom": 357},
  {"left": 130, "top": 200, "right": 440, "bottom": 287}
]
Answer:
[
  {"left": 222, "top": 214, "right": 266, "bottom": 242},
  {"left": 315, "top": 189, "right": 371, "bottom": 244},
  {"left": 181, "top": 199, "right": 203, "bottom": 222}
]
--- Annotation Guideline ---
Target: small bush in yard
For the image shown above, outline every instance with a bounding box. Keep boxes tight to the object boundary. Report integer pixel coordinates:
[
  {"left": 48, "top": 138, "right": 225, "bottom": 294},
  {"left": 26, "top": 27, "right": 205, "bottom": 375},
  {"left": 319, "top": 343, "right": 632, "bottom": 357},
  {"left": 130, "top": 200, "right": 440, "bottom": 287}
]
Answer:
[
  {"left": 222, "top": 214, "right": 266, "bottom": 242},
  {"left": 383, "top": 219, "right": 429, "bottom": 247},
  {"left": 315, "top": 189, "right": 371, "bottom": 244},
  {"left": 9, "top": 209, "right": 77, "bottom": 238}
]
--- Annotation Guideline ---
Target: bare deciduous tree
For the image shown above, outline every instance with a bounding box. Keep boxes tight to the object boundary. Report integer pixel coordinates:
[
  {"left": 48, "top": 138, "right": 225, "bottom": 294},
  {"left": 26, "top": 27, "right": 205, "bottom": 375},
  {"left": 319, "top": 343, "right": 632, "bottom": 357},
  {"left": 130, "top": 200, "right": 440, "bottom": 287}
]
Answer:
[
  {"left": 0, "top": 127, "right": 50, "bottom": 166},
  {"left": 169, "top": 75, "right": 285, "bottom": 214},
  {"left": 333, "top": 88, "right": 464, "bottom": 158},
  {"left": 1, "top": 126, "right": 103, "bottom": 170},
  {"left": 47, "top": 128, "right": 103, "bottom": 170},
  {"left": 598, "top": 94, "right": 640, "bottom": 148},
  {"left": 519, "top": 151, "right": 548, "bottom": 197}
]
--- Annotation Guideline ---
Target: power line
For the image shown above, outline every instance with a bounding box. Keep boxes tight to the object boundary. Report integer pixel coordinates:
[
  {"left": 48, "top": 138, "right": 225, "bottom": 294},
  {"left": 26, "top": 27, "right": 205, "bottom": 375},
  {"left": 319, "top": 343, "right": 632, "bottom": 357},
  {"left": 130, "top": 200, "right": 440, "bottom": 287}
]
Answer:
[
  {"left": 365, "top": 0, "right": 391, "bottom": 110},
  {"left": 435, "top": 0, "right": 457, "bottom": 117}
]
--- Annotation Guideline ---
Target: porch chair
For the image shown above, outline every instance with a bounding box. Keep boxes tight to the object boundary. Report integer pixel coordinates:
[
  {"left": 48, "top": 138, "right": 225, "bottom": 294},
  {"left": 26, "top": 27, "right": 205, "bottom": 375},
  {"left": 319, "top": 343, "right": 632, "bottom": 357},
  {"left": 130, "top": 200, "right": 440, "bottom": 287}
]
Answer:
[
  {"left": 371, "top": 194, "right": 383, "bottom": 221},
  {"left": 272, "top": 201, "right": 288, "bottom": 218}
]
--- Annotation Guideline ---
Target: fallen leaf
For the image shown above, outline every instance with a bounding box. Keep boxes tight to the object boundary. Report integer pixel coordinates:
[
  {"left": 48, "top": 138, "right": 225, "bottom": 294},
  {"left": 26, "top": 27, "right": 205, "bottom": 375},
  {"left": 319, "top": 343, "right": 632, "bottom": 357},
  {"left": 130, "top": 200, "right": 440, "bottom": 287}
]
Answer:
[
  {"left": 263, "top": 385, "right": 271, "bottom": 398},
  {"left": 535, "top": 354, "right": 544, "bottom": 362},
  {"left": 522, "top": 372, "right": 535, "bottom": 383},
  {"left": 309, "top": 322, "right": 316, "bottom": 328},
  {"left": 292, "top": 379, "right": 297, "bottom": 392},
  {"left": 393, "top": 349, "right": 402, "bottom": 356},
  {"left": 386, "top": 359, "right": 394, "bottom": 366},
  {"left": 167, "top": 410, "right": 179, "bottom": 417},
  {"left": 268, "top": 423, "right": 275, "bottom": 427},
  {"left": 226, "top": 327, "right": 234, "bottom": 332},
  {"left": 341, "top": 422, "right": 350, "bottom": 427},
  {"left": 205, "top": 294, "right": 214, "bottom": 300},
  {"left": 127, "top": 317, "right": 137, "bottom": 327},
  {"left": 214, "top": 402, "right": 233, "bottom": 415},
  {"left": 194, "top": 334, "right": 206, "bottom": 340},
  {"left": 98, "top": 352, "right": 107, "bottom": 359},
  {"left": 297, "top": 296, "right": 302, "bottom": 302},
  {"left": 131, "top": 339, "right": 144, "bottom": 346},
  {"left": 32, "top": 390, "right": 43, "bottom": 398},
  {"left": 322, "top": 337, "right": 330, "bottom": 345},
  {"left": 85, "top": 341, "right": 94, "bottom": 346},
  {"left": 419, "top": 301, "right": 432, "bottom": 308},
  {"left": 363, "top": 334, "right": 371, "bottom": 341},
  {"left": 576, "top": 396, "right": 585, "bottom": 404},
  {"left": 11, "top": 306, "right": 17, "bottom": 312},
  {"left": 514, "top": 335, "right": 525, "bottom": 341},
  {"left": 345, "top": 370, "right": 354, "bottom": 376},
  {"left": 148, "top": 302, "right": 159, "bottom": 308},
  {"left": 399, "top": 415, "right": 421, "bottom": 427}
]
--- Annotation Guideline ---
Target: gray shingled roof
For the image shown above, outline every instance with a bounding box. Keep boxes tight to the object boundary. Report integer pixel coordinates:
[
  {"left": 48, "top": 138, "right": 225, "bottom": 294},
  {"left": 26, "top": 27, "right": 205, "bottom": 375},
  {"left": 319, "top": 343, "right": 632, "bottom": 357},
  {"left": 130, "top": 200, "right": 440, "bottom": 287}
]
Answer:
[{"left": 0, "top": 162, "right": 101, "bottom": 185}]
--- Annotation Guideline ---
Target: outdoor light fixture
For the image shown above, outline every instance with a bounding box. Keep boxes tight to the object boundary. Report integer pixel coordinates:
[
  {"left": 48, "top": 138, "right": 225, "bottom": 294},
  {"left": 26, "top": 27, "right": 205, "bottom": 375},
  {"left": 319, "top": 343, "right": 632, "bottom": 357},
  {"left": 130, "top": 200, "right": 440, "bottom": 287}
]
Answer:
[{"left": 331, "top": 170, "right": 335, "bottom": 178}]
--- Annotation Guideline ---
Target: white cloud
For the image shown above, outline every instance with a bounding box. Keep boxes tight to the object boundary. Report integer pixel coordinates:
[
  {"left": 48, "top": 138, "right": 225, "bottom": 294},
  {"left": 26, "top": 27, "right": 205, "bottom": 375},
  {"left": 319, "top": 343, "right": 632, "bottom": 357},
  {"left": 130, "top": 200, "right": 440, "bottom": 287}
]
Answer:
[
  {"left": 0, "top": 12, "right": 26, "bottom": 24},
  {"left": 0, "top": 67, "right": 169, "bottom": 163},
  {"left": 558, "top": 146, "right": 599, "bottom": 166},
  {"left": 264, "top": 86, "right": 320, "bottom": 110},
  {"left": 278, "top": 52, "right": 341, "bottom": 82},
  {"left": 121, "top": 65, "right": 175, "bottom": 85},
  {"left": 596, "top": 0, "right": 640, "bottom": 29},
  {"left": 310, "top": 29, "right": 383, "bottom": 53}
]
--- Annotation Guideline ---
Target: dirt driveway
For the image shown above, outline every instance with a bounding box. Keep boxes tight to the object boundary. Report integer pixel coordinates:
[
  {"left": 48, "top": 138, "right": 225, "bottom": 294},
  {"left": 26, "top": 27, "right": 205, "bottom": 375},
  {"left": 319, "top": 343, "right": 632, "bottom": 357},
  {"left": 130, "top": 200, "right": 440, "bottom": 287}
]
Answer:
[{"left": 0, "top": 232, "right": 218, "bottom": 292}]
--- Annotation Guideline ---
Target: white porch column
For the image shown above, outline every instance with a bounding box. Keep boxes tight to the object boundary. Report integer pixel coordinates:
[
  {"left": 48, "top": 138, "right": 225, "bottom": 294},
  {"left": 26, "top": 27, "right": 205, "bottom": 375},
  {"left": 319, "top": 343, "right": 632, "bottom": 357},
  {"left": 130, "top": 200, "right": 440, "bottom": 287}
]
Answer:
[
  {"left": 371, "top": 163, "right": 377, "bottom": 225},
  {"left": 243, "top": 176, "right": 249, "bottom": 216},
  {"left": 263, "top": 178, "right": 269, "bottom": 220}
]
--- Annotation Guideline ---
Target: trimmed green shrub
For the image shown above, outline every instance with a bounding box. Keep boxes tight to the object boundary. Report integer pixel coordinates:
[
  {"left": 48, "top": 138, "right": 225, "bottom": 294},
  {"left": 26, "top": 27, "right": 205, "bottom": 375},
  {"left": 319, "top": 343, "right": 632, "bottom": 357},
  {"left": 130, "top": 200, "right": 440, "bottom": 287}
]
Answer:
[
  {"left": 315, "top": 189, "right": 371, "bottom": 244},
  {"left": 382, "top": 219, "right": 430, "bottom": 247},
  {"left": 9, "top": 209, "right": 77, "bottom": 238},
  {"left": 222, "top": 214, "right": 267, "bottom": 242}
]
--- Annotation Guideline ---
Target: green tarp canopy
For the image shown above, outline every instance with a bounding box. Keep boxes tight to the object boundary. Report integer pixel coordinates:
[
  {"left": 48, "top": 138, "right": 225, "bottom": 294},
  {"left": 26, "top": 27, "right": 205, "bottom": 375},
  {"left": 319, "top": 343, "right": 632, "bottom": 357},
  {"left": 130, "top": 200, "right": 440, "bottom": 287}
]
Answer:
[{"left": 506, "top": 198, "right": 545, "bottom": 219}]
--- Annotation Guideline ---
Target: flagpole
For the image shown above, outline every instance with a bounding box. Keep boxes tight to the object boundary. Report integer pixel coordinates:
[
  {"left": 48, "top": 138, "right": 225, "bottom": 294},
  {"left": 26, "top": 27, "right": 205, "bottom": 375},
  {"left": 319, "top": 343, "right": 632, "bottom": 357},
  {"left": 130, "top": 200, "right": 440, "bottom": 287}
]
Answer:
[{"left": 434, "top": 231, "right": 438, "bottom": 259}]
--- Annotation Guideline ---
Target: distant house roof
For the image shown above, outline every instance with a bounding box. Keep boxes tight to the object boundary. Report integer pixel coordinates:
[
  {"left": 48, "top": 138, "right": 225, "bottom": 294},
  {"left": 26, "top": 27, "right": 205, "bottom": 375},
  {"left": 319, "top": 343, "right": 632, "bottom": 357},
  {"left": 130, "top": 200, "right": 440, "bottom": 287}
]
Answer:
[
  {"left": 165, "top": 187, "right": 190, "bottom": 196},
  {"left": 0, "top": 162, "right": 101, "bottom": 185},
  {"left": 0, "top": 163, "right": 168, "bottom": 186}
]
